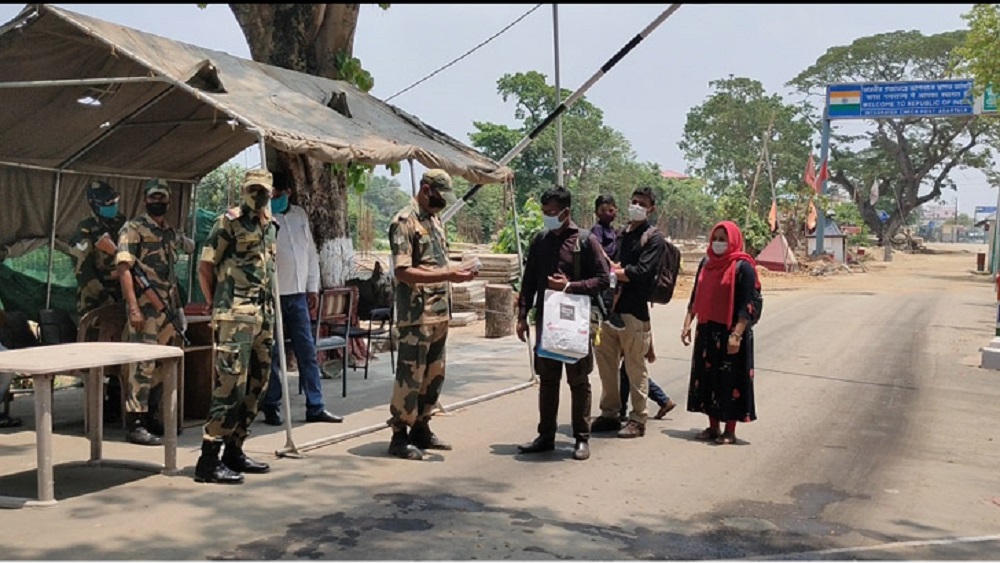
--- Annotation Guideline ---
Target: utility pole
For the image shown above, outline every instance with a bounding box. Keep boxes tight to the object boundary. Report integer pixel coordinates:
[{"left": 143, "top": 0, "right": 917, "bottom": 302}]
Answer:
[
  {"left": 552, "top": 4, "right": 564, "bottom": 188},
  {"left": 745, "top": 112, "right": 776, "bottom": 230}
]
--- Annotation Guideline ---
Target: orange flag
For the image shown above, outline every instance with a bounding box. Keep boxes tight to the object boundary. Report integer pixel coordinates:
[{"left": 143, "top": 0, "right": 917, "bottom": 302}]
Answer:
[
  {"left": 804, "top": 153, "right": 816, "bottom": 190},
  {"left": 806, "top": 198, "right": 818, "bottom": 232},
  {"left": 814, "top": 159, "right": 829, "bottom": 194},
  {"left": 768, "top": 200, "right": 778, "bottom": 232}
]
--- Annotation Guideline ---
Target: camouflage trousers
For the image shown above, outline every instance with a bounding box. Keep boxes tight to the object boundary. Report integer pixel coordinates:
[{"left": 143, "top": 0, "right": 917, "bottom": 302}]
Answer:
[
  {"left": 387, "top": 321, "right": 449, "bottom": 431},
  {"left": 125, "top": 305, "right": 178, "bottom": 414},
  {"left": 203, "top": 309, "right": 274, "bottom": 444}
]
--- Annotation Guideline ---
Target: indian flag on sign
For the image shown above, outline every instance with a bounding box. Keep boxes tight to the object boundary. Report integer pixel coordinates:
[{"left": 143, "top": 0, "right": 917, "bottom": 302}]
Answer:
[{"left": 828, "top": 88, "right": 861, "bottom": 117}]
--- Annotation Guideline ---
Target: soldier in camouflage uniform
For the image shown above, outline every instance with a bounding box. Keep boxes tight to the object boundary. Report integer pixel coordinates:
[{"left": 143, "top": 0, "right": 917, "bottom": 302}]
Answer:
[
  {"left": 386, "top": 169, "right": 478, "bottom": 460},
  {"left": 116, "top": 179, "right": 195, "bottom": 446},
  {"left": 70, "top": 181, "right": 126, "bottom": 316},
  {"left": 69, "top": 180, "right": 127, "bottom": 422},
  {"left": 194, "top": 169, "right": 277, "bottom": 484}
]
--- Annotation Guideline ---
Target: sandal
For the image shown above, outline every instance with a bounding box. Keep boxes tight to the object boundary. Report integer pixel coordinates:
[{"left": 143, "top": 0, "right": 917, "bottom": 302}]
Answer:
[
  {"left": 0, "top": 415, "right": 23, "bottom": 428},
  {"left": 695, "top": 427, "right": 720, "bottom": 441},
  {"left": 715, "top": 431, "right": 736, "bottom": 445}
]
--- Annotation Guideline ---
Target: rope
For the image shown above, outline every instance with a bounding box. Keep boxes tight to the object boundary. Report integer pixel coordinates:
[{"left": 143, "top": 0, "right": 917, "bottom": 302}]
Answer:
[{"left": 385, "top": 4, "right": 544, "bottom": 102}]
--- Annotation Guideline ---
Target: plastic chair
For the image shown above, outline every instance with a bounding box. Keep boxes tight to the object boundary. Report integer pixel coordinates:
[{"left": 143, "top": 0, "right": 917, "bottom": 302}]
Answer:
[{"left": 76, "top": 302, "right": 128, "bottom": 431}]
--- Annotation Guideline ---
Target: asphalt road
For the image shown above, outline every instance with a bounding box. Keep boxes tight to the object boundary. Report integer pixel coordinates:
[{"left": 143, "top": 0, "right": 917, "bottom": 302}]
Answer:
[{"left": 2, "top": 248, "right": 999, "bottom": 559}]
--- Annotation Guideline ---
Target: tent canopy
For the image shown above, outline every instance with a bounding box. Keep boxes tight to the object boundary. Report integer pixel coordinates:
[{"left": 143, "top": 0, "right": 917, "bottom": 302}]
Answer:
[{"left": 0, "top": 3, "right": 511, "bottom": 257}]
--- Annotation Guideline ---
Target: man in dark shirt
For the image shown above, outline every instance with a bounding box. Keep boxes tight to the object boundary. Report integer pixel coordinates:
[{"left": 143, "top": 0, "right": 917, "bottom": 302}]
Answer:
[
  {"left": 591, "top": 186, "right": 666, "bottom": 439},
  {"left": 590, "top": 195, "right": 677, "bottom": 423},
  {"left": 516, "top": 186, "right": 610, "bottom": 461}
]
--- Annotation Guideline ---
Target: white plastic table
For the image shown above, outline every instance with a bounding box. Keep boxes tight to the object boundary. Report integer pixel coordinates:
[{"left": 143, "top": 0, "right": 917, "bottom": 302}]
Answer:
[{"left": 0, "top": 342, "right": 183, "bottom": 508}]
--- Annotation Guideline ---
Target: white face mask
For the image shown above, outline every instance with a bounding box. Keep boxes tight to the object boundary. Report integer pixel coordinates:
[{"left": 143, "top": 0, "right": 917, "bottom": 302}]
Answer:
[
  {"left": 628, "top": 203, "right": 648, "bottom": 222},
  {"left": 542, "top": 211, "right": 566, "bottom": 231},
  {"left": 711, "top": 241, "right": 728, "bottom": 255}
]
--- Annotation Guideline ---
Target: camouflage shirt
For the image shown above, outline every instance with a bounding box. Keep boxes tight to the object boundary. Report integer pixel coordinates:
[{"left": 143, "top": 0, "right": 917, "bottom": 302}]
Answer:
[
  {"left": 388, "top": 199, "right": 450, "bottom": 327},
  {"left": 69, "top": 214, "right": 125, "bottom": 315},
  {"left": 199, "top": 204, "right": 277, "bottom": 321},
  {"left": 116, "top": 213, "right": 191, "bottom": 310}
]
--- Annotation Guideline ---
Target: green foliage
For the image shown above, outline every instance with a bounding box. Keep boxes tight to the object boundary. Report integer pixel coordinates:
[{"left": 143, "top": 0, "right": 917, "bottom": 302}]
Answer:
[
  {"left": 494, "top": 197, "right": 543, "bottom": 256},
  {"left": 656, "top": 178, "right": 718, "bottom": 240},
  {"left": 832, "top": 202, "right": 871, "bottom": 246},
  {"left": 470, "top": 71, "right": 637, "bottom": 213},
  {"left": 194, "top": 162, "right": 246, "bottom": 213},
  {"left": 956, "top": 5, "right": 1000, "bottom": 97},
  {"left": 334, "top": 51, "right": 374, "bottom": 93}
]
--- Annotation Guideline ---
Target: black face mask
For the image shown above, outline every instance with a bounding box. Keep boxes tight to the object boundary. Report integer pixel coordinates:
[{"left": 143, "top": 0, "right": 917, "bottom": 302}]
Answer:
[
  {"left": 428, "top": 194, "right": 447, "bottom": 211},
  {"left": 146, "top": 202, "right": 168, "bottom": 217}
]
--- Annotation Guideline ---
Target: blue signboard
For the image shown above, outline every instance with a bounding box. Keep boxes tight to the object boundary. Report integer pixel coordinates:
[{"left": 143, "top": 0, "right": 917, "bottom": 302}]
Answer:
[
  {"left": 827, "top": 80, "right": 974, "bottom": 120},
  {"left": 975, "top": 206, "right": 998, "bottom": 215}
]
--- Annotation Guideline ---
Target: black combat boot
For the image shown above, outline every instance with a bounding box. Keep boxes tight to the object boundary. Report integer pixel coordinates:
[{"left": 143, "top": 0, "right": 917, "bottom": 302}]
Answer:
[
  {"left": 221, "top": 437, "right": 270, "bottom": 474},
  {"left": 145, "top": 384, "right": 165, "bottom": 437},
  {"left": 125, "top": 412, "right": 162, "bottom": 446},
  {"left": 410, "top": 420, "right": 452, "bottom": 450},
  {"left": 387, "top": 427, "right": 424, "bottom": 460},
  {"left": 194, "top": 440, "right": 244, "bottom": 484},
  {"left": 103, "top": 376, "right": 122, "bottom": 424}
]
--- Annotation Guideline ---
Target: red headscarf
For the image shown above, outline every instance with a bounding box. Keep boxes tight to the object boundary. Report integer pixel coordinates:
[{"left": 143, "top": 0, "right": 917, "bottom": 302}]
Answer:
[{"left": 692, "top": 220, "right": 760, "bottom": 328}]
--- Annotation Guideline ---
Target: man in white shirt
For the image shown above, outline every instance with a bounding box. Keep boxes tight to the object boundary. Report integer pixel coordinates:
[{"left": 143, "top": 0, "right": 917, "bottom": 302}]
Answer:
[{"left": 260, "top": 171, "right": 344, "bottom": 425}]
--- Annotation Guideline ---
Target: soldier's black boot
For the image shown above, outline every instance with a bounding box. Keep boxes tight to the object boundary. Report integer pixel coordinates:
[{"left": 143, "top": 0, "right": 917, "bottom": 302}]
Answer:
[
  {"left": 125, "top": 412, "right": 162, "bottom": 446},
  {"left": 145, "top": 384, "right": 165, "bottom": 437},
  {"left": 221, "top": 437, "right": 270, "bottom": 474},
  {"left": 194, "top": 440, "right": 244, "bottom": 484},
  {"left": 410, "top": 420, "right": 452, "bottom": 450},
  {"left": 388, "top": 428, "right": 424, "bottom": 460},
  {"left": 103, "top": 376, "right": 122, "bottom": 424}
]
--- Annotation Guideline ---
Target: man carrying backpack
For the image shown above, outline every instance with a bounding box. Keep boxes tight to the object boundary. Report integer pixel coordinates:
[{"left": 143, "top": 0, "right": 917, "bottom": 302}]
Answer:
[{"left": 592, "top": 186, "right": 667, "bottom": 439}]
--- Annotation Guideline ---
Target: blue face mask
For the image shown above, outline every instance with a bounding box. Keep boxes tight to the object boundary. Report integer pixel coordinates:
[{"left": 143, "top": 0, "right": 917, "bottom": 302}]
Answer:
[
  {"left": 542, "top": 210, "right": 566, "bottom": 232},
  {"left": 270, "top": 193, "right": 289, "bottom": 214},
  {"left": 97, "top": 203, "right": 118, "bottom": 219}
]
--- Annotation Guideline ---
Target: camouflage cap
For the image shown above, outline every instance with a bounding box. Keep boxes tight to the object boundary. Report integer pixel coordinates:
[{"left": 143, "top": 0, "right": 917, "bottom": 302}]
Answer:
[
  {"left": 421, "top": 169, "right": 453, "bottom": 192},
  {"left": 143, "top": 178, "right": 170, "bottom": 198},
  {"left": 243, "top": 169, "right": 273, "bottom": 191}
]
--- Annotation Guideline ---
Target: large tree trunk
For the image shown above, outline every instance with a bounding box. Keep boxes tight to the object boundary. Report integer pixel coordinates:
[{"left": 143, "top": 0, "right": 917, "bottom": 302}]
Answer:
[{"left": 229, "top": 4, "right": 360, "bottom": 286}]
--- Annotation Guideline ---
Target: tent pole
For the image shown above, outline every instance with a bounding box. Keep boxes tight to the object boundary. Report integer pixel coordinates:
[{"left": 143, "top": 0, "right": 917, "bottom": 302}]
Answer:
[
  {"left": 408, "top": 159, "right": 417, "bottom": 198},
  {"left": 256, "top": 133, "right": 298, "bottom": 456},
  {"left": 441, "top": 3, "right": 684, "bottom": 224},
  {"left": 44, "top": 171, "right": 62, "bottom": 309},
  {"left": 552, "top": 4, "right": 564, "bottom": 188},
  {"left": 187, "top": 179, "right": 198, "bottom": 304}
]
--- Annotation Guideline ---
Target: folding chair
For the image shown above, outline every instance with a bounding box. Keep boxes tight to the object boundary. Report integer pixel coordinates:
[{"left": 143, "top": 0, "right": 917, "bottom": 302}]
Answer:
[{"left": 313, "top": 287, "right": 354, "bottom": 398}]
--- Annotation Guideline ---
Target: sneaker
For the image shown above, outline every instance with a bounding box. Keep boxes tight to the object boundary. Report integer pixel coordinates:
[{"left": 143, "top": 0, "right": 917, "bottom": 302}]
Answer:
[
  {"left": 590, "top": 416, "right": 623, "bottom": 433},
  {"left": 607, "top": 313, "right": 626, "bottom": 331},
  {"left": 653, "top": 399, "right": 677, "bottom": 420},
  {"left": 617, "top": 420, "right": 645, "bottom": 439}
]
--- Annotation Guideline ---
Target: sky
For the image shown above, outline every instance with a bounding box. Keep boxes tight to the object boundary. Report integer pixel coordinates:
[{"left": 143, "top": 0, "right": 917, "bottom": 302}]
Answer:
[{"left": 1, "top": 3, "right": 995, "bottom": 217}]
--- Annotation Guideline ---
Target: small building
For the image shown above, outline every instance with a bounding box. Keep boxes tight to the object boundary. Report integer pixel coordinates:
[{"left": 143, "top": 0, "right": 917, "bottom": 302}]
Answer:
[{"left": 806, "top": 220, "right": 847, "bottom": 263}]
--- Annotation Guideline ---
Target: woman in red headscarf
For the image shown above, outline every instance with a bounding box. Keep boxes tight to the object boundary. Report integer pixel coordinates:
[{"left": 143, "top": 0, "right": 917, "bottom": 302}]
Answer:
[{"left": 680, "top": 220, "right": 761, "bottom": 445}]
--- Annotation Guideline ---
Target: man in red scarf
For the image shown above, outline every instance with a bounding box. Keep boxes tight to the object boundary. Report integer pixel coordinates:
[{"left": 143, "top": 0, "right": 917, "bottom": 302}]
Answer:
[{"left": 681, "top": 221, "right": 761, "bottom": 444}]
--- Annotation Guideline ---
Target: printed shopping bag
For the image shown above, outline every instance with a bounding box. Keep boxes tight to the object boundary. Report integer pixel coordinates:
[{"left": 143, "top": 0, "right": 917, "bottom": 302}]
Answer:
[{"left": 539, "top": 289, "right": 590, "bottom": 361}]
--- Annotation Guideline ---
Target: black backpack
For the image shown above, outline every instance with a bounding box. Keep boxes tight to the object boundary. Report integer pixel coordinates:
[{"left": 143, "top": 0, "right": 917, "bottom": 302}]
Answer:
[
  {"left": 640, "top": 227, "right": 682, "bottom": 305},
  {"left": 693, "top": 256, "right": 763, "bottom": 325}
]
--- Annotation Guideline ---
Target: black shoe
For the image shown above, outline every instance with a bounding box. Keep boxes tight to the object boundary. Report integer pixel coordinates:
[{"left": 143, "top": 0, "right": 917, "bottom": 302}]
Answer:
[
  {"left": 146, "top": 416, "right": 165, "bottom": 438},
  {"left": 222, "top": 440, "right": 270, "bottom": 474},
  {"left": 607, "top": 313, "right": 626, "bottom": 331},
  {"left": 194, "top": 459, "right": 245, "bottom": 484},
  {"left": 573, "top": 440, "right": 590, "bottom": 461},
  {"left": 305, "top": 410, "right": 344, "bottom": 424},
  {"left": 126, "top": 425, "right": 163, "bottom": 446},
  {"left": 517, "top": 435, "right": 555, "bottom": 454},
  {"left": 222, "top": 452, "right": 270, "bottom": 474},
  {"left": 410, "top": 422, "right": 452, "bottom": 450},
  {"left": 262, "top": 409, "right": 282, "bottom": 426},
  {"left": 617, "top": 420, "right": 646, "bottom": 439},
  {"left": 590, "top": 416, "right": 623, "bottom": 433},
  {"left": 388, "top": 429, "right": 424, "bottom": 460}
]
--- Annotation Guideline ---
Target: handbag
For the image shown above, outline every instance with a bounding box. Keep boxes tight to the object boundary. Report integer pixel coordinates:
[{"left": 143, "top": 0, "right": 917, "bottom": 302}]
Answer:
[{"left": 539, "top": 289, "right": 591, "bottom": 362}]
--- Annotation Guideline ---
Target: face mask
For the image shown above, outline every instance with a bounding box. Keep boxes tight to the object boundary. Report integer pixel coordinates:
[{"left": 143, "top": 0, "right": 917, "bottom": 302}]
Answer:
[
  {"left": 542, "top": 210, "right": 566, "bottom": 231},
  {"left": 244, "top": 187, "right": 271, "bottom": 211},
  {"left": 97, "top": 203, "right": 118, "bottom": 219},
  {"left": 145, "top": 202, "right": 168, "bottom": 217},
  {"left": 628, "top": 203, "right": 648, "bottom": 222},
  {"left": 711, "top": 241, "right": 728, "bottom": 255},
  {"left": 427, "top": 192, "right": 447, "bottom": 211},
  {"left": 270, "top": 193, "right": 289, "bottom": 214}
]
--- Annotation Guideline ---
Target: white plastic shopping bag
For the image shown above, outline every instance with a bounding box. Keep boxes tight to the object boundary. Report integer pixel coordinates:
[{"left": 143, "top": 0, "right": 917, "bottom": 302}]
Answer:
[{"left": 539, "top": 289, "right": 591, "bottom": 362}]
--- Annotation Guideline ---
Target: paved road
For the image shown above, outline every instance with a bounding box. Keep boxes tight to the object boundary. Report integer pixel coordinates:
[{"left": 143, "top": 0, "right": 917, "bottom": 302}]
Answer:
[{"left": 2, "top": 249, "right": 999, "bottom": 559}]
